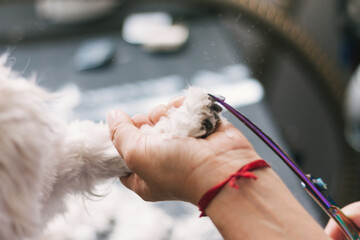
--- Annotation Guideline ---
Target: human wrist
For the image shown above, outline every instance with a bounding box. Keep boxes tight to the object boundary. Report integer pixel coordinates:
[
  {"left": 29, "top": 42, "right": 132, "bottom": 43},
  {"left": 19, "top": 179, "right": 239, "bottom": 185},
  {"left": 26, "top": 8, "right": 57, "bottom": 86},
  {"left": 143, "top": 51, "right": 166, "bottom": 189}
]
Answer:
[
  {"left": 183, "top": 149, "right": 261, "bottom": 205},
  {"left": 203, "top": 165, "right": 330, "bottom": 240},
  {"left": 197, "top": 159, "right": 270, "bottom": 217}
]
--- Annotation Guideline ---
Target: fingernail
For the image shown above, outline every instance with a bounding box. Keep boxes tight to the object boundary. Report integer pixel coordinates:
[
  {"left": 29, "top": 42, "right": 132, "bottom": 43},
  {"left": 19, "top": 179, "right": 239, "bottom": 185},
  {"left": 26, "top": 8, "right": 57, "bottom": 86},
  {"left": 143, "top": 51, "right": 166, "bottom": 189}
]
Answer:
[{"left": 107, "top": 110, "right": 121, "bottom": 127}]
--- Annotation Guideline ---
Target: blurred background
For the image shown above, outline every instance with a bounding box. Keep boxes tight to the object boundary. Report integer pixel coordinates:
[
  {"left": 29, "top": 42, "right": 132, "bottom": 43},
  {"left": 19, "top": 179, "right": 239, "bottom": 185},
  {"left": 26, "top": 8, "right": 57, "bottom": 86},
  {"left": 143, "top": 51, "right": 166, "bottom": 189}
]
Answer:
[{"left": 1, "top": 0, "right": 360, "bottom": 239}]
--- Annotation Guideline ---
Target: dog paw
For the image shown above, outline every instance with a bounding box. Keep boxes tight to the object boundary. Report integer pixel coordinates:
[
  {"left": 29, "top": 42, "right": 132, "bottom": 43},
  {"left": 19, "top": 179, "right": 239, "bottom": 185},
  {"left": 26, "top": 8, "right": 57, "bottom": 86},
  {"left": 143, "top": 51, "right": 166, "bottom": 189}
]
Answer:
[{"left": 141, "top": 87, "right": 222, "bottom": 138}]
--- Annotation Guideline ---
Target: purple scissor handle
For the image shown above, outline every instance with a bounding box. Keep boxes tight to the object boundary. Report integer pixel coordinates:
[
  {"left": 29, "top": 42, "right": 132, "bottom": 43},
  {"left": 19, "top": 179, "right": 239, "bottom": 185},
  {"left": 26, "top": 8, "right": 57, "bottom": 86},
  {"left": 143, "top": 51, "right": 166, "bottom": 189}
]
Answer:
[{"left": 208, "top": 94, "right": 360, "bottom": 240}]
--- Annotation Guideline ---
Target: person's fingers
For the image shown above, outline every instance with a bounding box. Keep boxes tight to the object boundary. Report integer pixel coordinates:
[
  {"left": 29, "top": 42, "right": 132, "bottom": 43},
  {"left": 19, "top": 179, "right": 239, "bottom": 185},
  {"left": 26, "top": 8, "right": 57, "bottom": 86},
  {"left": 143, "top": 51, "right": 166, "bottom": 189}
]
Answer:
[
  {"left": 325, "top": 219, "right": 346, "bottom": 240},
  {"left": 325, "top": 202, "right": 360, "bottom": 240},
  {"left": 120, "top": 174, "right": 146, "bottom": 197},
  {"left": 120, "top": 174, "right": 157, "bottom": 201},
  {"left": 120, "top": 174, "right": 136, "bottom": 191},
  {"left": 132, "top": 114, "right": 152, "bottom": 128},
  {"left": 167, "top": 95, "right": 185, "bottom": 109},
  {"left": 148, "top": 104, "right": 168, "bottom": 124},
  {"left": 107, "top": 110, "right": 143, "bottom": 167}
]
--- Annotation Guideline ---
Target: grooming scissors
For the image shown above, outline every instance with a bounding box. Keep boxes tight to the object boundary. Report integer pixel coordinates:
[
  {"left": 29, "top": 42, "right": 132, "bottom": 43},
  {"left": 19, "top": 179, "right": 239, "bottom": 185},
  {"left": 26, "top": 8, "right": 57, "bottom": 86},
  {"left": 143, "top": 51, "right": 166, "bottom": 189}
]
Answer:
[{"left": 208, "top": 94, "right": 360, "bottom": 240}]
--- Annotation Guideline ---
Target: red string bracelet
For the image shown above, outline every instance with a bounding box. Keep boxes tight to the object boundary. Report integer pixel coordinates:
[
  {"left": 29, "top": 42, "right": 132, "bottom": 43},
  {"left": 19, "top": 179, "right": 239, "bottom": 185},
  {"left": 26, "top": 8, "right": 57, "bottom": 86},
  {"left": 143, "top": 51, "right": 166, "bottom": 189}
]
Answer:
[{"left": 198, "top": 159, "right": 270, "bottom": 217}]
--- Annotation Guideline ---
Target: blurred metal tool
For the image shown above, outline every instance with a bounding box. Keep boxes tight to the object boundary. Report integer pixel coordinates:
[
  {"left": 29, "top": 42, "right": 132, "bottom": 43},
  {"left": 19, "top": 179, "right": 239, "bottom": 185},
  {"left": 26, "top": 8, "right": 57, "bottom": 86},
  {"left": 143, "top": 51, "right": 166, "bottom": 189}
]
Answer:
[{"left": 209, "top": 93, "right": 360, "bottom": 240}]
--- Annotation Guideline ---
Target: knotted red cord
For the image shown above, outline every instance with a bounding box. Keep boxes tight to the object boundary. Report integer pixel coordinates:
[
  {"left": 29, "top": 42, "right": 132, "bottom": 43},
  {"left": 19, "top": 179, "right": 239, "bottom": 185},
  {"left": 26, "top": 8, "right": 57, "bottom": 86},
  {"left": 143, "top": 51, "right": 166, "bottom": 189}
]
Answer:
[{"left": 198, "top": 159, "right": 270, "bottom": 217}]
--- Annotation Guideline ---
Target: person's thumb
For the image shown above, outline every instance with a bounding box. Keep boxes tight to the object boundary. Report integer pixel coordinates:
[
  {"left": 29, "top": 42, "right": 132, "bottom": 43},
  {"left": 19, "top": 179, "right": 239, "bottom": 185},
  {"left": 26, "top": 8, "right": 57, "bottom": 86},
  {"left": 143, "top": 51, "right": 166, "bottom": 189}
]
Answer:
[{"left": 107, "top": 110, "right": 143, "bottom": 166}]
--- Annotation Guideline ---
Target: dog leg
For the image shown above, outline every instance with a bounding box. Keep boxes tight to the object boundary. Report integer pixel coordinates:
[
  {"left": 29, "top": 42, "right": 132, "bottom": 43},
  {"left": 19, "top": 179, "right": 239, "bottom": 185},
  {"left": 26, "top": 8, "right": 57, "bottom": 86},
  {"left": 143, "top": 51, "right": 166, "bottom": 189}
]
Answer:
[
  {"left": 52, "top": 121, "right": 130, "bottom": 193},
  {"left": 40, "top": 120, "right": 129, "bottom": 224}
]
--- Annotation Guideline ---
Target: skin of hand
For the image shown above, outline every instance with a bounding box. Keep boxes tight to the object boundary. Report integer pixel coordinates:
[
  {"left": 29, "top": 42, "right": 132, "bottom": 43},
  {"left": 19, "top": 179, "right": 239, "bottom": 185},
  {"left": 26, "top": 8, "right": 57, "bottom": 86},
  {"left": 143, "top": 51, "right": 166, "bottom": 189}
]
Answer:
[
  {"left": 107, "top": 96, "right": 331, "bottom": 240},
  {"left": 324, "top": 201, "right": 360, "bottom": 240},
  {"left": 107, "top": 96, "right": 260, "bottom": 204}
]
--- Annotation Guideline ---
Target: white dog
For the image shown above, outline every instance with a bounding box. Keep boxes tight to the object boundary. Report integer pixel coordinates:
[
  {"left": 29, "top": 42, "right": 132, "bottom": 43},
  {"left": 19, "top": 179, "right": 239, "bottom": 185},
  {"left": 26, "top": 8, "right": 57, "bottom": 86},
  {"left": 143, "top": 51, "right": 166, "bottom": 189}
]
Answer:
[{"left": 0, "top": 55, "right": 221, "bottom": 240}]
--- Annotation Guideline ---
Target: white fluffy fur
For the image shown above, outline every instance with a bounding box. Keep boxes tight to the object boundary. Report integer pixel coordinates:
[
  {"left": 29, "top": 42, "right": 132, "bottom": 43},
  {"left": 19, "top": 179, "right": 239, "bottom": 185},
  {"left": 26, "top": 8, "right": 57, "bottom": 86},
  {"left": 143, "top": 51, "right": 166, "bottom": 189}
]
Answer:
[
  {"left": 141, "top": 87, "right": 219, "bottom": 138},
  {"left": 0, "top": 57, "right": 131, "bottom": 240},
  {"left": 0, "top": 56, "right": 220, "bottom": 240}
]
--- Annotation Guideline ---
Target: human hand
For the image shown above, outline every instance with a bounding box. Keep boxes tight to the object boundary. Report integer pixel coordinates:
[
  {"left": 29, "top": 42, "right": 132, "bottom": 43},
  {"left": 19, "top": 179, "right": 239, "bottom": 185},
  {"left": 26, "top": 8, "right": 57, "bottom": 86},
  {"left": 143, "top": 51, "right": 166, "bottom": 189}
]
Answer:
[
  {"left": 107, "top": 97, "right": 332, "bottom": 240},
  {"left": 107, "top": 97, "right": 260, "bottom": 205},
  {"left": 324, "top": 201, "right": 360, "bottom": 240}
]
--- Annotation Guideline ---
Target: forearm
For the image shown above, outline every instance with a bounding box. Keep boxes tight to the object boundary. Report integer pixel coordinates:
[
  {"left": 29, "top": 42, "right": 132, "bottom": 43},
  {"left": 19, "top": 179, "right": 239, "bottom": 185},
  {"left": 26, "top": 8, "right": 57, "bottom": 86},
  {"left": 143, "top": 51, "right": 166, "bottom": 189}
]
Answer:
[{"left": 201, "top": 165, "right": 330, "bottom": 239}]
